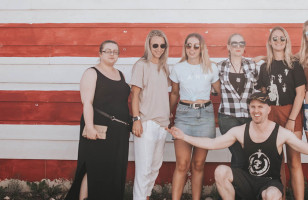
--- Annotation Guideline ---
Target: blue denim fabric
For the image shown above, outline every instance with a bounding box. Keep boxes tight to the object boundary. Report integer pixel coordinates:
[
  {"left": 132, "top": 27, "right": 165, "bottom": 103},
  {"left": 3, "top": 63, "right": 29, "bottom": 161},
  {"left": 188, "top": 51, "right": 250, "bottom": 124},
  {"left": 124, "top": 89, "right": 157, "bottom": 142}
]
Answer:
[
  {"left": 218, "top": 113, "right": 251, "bottom": 168},
  {"left": 174, "top": 103, "right": 216, "bottom": 138}
]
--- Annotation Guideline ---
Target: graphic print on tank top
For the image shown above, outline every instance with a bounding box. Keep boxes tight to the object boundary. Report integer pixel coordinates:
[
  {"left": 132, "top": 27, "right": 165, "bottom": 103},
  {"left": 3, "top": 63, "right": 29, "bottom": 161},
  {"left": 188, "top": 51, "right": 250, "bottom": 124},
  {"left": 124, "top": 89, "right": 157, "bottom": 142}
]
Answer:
[{"left": 248, "top": 149, "right": 270, "bottom": 176}]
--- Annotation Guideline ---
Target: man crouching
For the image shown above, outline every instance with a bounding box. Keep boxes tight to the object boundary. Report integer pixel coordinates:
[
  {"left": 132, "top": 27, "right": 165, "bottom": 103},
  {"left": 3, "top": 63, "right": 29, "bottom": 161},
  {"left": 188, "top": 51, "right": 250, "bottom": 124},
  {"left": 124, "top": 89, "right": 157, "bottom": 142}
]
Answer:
[{"left": 167, "top": 92, "right": 308, "bottom": 200}]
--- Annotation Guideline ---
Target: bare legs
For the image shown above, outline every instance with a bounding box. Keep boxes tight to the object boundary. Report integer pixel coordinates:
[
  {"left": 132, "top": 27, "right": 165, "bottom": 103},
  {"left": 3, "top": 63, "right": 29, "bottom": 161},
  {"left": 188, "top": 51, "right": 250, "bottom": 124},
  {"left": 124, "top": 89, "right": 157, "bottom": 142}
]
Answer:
[
  {"left": 214, "top": 165, "right": 235, "bottom": 200},
  {"left": 286, "top": 131, "right": 304, "bottom": 200},
  {"left": 215, "top": 165, "right": 282, "bottom": 200},
  {"left": 172, "top": 139, "right": 208, "bottom": 200},
  {"left": 79, "top": 173, "right": 88, "bottom": 200},
  {"left": 261, "top": 186, "right": 282, "bottom": 200}
]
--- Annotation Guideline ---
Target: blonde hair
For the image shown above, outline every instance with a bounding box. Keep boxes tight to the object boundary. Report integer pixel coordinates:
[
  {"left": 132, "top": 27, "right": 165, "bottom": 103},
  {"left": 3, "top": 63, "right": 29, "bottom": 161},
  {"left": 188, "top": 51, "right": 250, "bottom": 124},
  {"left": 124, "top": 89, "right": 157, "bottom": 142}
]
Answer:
[
  {"left": 299, "top": 20, "right": 308, "bottom": 68},
  {"left": 266, "top": 26, "right": 294, "bottom": 71},
  {"left": 141, "top": 30, "right": 169, "bottom": 75},
  {"left": 179, "top": 33, "right": 213, "bottom": 73}
]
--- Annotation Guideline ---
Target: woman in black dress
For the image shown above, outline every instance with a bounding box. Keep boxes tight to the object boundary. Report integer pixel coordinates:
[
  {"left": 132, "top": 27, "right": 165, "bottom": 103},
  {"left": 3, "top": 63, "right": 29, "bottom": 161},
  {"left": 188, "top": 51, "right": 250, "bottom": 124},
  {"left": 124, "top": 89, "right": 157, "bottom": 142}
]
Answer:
[{"left": 65, "top": 40, "right": 130, "bottom": 200}]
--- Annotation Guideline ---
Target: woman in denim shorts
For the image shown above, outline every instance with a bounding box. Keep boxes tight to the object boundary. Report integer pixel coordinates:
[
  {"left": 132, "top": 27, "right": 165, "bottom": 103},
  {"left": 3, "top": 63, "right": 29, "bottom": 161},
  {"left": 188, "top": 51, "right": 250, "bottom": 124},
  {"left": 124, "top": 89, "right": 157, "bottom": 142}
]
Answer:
[{"left": 169, "top": 33, "right": 220, "bottom": 199}]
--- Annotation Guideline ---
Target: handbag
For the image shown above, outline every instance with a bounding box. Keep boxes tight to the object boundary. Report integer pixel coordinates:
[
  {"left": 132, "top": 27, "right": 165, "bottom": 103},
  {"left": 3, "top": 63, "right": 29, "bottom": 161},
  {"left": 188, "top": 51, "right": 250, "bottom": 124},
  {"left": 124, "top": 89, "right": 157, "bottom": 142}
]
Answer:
[{"left": 82, "top": 125, "right": 107, "bottom": 139}]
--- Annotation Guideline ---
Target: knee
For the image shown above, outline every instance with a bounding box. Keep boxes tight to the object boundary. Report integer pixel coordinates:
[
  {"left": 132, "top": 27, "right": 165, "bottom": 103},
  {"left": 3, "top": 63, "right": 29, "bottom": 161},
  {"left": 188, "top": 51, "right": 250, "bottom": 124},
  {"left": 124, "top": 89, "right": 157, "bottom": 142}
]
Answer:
[
  {"left": 191, "top": 160, "right": 205, "bottom": 172},
  {"left": 176, "top": 160, "right": 190, "bottom": 173},
  {"left": 214, "top": 165, "right": 231, "bottom": 183},
  {"left": 287, "top": 157, "right": 302, "bottom": 170},
  {"left": 261, "top": 187, "right": 282, "bottom": 200}
]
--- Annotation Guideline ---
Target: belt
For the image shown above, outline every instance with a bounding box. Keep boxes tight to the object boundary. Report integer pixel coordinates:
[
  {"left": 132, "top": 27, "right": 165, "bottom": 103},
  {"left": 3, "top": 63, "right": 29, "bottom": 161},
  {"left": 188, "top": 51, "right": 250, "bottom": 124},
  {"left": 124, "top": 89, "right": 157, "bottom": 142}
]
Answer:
[{"left": 179, "top": 101, "right": 211, "bottom": 109}]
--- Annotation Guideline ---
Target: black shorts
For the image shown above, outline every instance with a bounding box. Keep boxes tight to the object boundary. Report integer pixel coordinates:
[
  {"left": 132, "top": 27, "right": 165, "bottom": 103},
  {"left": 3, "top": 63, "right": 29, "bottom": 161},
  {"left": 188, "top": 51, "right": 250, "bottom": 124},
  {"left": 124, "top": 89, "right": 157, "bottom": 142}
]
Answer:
[{"left": 231, "top": 168, "right": 283, "bottom": 200}]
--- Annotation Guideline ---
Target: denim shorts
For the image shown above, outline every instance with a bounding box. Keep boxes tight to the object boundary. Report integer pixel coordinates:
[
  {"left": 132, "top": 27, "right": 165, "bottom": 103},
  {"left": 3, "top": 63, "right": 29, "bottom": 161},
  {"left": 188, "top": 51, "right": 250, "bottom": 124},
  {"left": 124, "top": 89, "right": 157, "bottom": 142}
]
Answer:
[{"left": 174, "top": 103, "right": 216, "bottom": 138}]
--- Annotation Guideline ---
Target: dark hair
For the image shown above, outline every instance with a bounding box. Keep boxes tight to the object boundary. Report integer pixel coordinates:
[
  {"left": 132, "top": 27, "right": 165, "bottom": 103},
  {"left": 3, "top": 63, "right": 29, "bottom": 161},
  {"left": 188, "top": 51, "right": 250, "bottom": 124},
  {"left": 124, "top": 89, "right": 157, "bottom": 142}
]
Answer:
[{"left": 99, "top": 40, "right": 119, "bottom": 53}]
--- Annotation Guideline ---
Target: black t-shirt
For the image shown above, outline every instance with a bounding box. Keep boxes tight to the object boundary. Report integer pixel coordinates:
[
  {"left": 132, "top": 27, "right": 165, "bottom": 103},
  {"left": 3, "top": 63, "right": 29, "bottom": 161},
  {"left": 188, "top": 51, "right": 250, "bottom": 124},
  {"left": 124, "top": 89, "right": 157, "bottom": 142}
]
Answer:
[{"left": 256, "top": 60, "right": 306, "bottom": 106}]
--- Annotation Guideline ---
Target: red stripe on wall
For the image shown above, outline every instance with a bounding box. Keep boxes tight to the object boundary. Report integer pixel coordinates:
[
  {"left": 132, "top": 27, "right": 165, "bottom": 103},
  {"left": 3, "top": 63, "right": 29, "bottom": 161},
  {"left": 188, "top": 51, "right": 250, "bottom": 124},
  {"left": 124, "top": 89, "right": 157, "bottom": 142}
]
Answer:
[
  {"left": 0, "top": 23, "right": 303, "bottom": 57},
  {"left": 0, "top": 91, "right": 220, "bottom": 125},
  {"left": 0, "top": 159, "right": 303, "bottom": 186},
  {"left": 0, "top": 91, "right": 82, "bottom": 124}
]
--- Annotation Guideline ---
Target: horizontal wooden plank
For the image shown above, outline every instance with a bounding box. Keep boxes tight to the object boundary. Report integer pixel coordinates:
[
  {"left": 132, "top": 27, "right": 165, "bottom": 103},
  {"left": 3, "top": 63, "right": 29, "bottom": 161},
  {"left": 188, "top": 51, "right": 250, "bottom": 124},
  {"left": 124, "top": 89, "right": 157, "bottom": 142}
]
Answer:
[
  {"left": 0, "top": 24, "right": 303, "bottom": 46},
  {"left": 0, "top": 101, "right": 82, "bottom": 123},
  {"left": 0, "top": 23, "right": 303, "bottom": 57},
  {"left": 0, "top": 90, "right": 81, "bottom": 102},
  {"left": 0, "top": 91, "right": 220, "bottom": 125},
  {"left": 0, "top": 46, "right": 291, "bottom": 57},
  {"left": 0, "top": 159, "right": 223, "bottom": 186},
  {"left": 0, "top": 57, "right": 242, "bottom": 90},
  {"left": 2, "top": 0, "right": 308, "bottom": 10},
  {"left": 0, "top": 83, "right": 80, "bottom": 91},
  {"left": 1, "top": 10, "right": 308, "bottom": 23},
  {"left": 0, "top": 23, "right": 305, "bottom": 28},
  {"left": 0, "top": 124, "right": 229, "bottom": 161},
  {"left": 1, "top": 124, "right": 308, "bottom": 162}
]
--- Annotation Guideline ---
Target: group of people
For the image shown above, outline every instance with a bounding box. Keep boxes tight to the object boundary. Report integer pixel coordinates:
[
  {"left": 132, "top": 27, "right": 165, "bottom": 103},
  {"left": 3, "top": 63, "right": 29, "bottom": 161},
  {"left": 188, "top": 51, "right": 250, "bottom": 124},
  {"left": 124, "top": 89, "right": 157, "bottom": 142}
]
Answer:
[{"left": 64, "top": 20, "right": 308, "bottom": 200}]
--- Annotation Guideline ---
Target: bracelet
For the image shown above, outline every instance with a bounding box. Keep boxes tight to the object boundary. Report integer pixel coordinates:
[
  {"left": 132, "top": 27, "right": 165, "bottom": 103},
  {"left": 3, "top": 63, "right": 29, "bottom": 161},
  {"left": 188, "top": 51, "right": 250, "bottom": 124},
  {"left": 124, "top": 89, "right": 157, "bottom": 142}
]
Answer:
[{"left": 288, "top": 118, "right": 295, "bottom": 121}]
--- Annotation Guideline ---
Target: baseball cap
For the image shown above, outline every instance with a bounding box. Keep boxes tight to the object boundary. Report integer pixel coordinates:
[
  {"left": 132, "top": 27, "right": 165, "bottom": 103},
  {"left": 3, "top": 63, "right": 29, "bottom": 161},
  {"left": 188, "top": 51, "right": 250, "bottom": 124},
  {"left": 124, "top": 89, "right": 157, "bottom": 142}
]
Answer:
[{"left": 247, "top": 92, "right": 271, "bottom": 106}]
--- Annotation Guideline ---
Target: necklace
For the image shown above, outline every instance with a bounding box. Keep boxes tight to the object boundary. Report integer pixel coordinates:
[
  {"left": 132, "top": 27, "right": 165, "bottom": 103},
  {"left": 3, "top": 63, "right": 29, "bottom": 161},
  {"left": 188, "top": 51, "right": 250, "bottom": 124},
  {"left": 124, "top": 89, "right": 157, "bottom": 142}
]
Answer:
[{"left": 230, "top": 60, "right": 243, "bottom": 83}]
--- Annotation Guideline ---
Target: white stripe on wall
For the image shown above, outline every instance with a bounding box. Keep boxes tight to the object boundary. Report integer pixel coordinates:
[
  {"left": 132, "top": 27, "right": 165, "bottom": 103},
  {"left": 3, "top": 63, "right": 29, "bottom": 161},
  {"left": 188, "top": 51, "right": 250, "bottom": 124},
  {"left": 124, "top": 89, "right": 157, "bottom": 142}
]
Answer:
[
  {"left": 0, "top": 57, "right": 233, "bottom": 90},
  {"left": 0, "top": 124, "right": 233, "bottom": 162},
  {"left": 1, "top": 124, "right": 307, "bottom": 162},
  {"left": 1, "top": 0, "right": 307, "bottom": 23}
]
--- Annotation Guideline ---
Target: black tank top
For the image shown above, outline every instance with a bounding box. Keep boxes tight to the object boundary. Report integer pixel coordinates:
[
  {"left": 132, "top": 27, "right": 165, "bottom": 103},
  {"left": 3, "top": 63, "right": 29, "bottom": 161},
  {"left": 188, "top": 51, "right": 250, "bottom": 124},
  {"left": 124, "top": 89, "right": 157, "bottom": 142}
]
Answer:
[
  {"left": 243, "top": 121, "right": 282, "bottom": 179},
  {"left": 80, "top": 67, "right": 130, "bottom": 126}
]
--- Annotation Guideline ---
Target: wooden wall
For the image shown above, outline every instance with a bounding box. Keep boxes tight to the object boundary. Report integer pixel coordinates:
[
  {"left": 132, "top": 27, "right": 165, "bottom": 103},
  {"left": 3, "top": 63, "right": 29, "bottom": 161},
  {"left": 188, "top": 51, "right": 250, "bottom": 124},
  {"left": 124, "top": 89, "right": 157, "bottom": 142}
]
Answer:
[{"left": 0, "top": 0, "right": 308, "bottom": 184}]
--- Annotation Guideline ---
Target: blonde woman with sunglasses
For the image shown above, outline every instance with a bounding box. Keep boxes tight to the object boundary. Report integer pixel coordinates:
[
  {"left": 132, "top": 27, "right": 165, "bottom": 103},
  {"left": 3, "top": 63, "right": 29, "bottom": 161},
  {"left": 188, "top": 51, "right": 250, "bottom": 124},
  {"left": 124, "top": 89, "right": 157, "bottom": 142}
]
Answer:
[
  {"left": 256, "top": 26, "right": 307, "bottom": 200},
  {"left": 169, "top": 33, "right": 220, "bottom": 200},
  {"left": 217, "top": 33, "right": 259, "bottom": 171},
  {"left": 130, "top": 30, "right": 170, "bottom": 200},
  {"left": 298, "top": 21, "right": 308, "bottom": 140}
]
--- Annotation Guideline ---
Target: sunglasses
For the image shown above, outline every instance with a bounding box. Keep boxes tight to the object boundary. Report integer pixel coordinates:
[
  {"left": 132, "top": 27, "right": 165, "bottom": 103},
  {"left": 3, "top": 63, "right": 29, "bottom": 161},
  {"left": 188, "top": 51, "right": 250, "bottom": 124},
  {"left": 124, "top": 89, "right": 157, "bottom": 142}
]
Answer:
[
  {"left": 249, "top": 95, "right": 270, "bottom": 104},
  {"left": 152, "top": 43, "right": 167, "bottom": 49},
  {"left": 272, "top": 36, "right": 286, "bottom": 42},
  {"left": 185, "top": 43, "right": 200, "bottom": 50},
  {"left": 102, "top": 50, "right": 120, "bottom": 55},
  {"left": 305, "top": 31, "right": 308, "bottom": 36},
  {"left": 230, "top": 41, "right": 246, "bottom": 48}
]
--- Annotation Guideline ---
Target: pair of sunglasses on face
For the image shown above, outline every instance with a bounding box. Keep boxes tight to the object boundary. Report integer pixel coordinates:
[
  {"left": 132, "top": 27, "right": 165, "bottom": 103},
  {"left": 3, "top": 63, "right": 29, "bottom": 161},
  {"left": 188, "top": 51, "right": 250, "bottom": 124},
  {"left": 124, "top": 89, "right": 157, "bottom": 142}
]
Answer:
[
  {"left": 152, "top": 43, "right": 167, "bottom": 49},
  {"left": 272, "top": 36, "right": 286, "bottom": 42},
  {"left": 230, "top": 41, "right": 246, "bottom": 48},
  {"left": 185, "top": 43, "right": 200, "bottom": 50}
]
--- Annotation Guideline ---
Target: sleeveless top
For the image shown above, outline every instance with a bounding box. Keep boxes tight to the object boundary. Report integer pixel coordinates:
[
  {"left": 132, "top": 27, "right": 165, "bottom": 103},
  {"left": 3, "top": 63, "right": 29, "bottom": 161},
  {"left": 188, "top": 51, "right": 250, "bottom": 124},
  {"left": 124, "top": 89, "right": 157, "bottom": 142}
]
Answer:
[
  {"left": 90, "top": 67, "right": 130, "bottom": 126},
  {"left": 243, "top": 122, "right": 282, "bottom": 180}
]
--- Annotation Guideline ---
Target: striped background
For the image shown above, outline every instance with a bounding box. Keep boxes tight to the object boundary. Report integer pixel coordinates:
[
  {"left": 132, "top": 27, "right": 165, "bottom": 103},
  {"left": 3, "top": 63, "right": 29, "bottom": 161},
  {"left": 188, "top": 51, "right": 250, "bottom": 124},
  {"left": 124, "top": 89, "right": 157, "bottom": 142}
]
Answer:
[{"left": 1, "top": 0, "right": 308, "bottom": 185}]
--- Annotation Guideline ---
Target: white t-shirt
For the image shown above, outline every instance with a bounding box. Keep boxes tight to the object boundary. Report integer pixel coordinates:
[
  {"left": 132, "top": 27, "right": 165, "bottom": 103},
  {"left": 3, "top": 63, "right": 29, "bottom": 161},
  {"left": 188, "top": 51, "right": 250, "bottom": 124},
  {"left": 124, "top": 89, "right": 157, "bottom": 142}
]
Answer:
[{"left": 169, "top": 61, "right": 219, "bottom": 101}]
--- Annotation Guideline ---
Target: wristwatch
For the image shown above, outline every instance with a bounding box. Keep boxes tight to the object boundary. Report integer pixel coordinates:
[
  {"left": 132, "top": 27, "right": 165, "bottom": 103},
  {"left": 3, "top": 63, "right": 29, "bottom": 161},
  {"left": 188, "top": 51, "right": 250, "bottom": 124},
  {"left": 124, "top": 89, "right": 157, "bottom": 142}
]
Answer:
[{"left": 132, "top": 116, "right": 141, "bottom": 122}]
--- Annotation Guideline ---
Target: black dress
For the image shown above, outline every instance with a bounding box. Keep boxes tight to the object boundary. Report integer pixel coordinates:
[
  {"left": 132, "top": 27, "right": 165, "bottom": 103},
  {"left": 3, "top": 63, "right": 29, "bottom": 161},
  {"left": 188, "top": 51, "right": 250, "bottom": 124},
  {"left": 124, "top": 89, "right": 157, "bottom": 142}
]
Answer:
[{"left": 65, "top": 67, "right": 130, "bottom": 200}]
